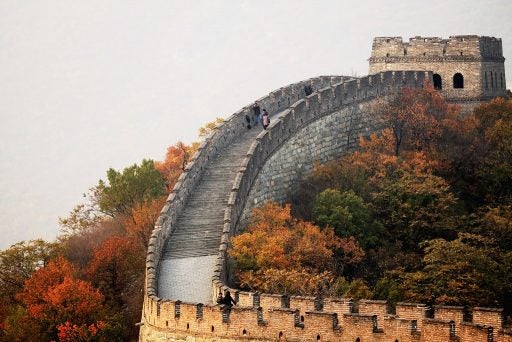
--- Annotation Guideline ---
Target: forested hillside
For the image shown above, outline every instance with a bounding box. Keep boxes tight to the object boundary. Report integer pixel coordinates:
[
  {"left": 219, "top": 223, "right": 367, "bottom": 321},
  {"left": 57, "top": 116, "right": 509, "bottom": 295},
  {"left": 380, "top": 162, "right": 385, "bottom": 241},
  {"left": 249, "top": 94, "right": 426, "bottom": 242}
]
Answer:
[
  {"left": 0, "top": 121, "right": 222, "bottom": 341},
  {"left": 229, "top": 85, "right": 512, "bottom": 322}
]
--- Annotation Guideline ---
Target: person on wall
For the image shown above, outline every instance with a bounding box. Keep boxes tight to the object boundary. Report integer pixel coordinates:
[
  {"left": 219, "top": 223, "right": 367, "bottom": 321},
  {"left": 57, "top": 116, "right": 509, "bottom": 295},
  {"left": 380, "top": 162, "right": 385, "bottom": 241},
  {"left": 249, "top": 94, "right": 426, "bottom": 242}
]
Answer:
[
  {"left": 253, "top": 101, "right": 261, "bottom": 125},
  {"left": 221, "top": 290, "right": 236, "bottom": 307},
  {"left": 262, "top": 109, "right": 270, "bottom": 130}
]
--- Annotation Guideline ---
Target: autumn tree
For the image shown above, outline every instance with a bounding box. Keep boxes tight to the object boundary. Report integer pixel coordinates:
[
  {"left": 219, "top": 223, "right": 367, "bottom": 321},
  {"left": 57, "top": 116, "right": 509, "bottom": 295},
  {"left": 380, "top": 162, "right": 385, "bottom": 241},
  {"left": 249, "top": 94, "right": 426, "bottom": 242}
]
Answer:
[
  {"left": 123, "top": 196, "right": 167, "bottom": 249},
  {"left": 0, "top": 240, "right": 59, "bottom": 341},
  {"left": 16, "top": 257, "right": 111, "bottom": 341},
  {"left": 154, "top": 142, "right": 198, "bottom": 191},
  {"left": 473, "top": 97, "right": 512, "bottom": 202},
  {"left": 86, "top": 236, "right": 144, "bottom": 306},
  {"left": 375, "top": 82, "right": 460, "bottom": 156},
  {"left": 400, "top": 233, "right": 504, "bottom": 307},
  {"left": 198, "top": 117, "right": 225, "bottom": 139},
  {"left": 60, "top": 219, "right": 124, "bottom": 269},
  {"left": 229, "top": 202, "right": 363, "bottom": 295}
]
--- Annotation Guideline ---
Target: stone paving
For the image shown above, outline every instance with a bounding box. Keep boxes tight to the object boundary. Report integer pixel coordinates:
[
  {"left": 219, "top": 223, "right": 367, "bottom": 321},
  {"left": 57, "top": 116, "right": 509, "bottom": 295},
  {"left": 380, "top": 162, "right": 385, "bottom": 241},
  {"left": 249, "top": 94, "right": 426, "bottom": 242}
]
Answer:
[
  {"left": 157, "top": 119, "right": 264, "bottom": 304},
  {"left": 157, "top": 255, "right": 218, "bottom": 303}
]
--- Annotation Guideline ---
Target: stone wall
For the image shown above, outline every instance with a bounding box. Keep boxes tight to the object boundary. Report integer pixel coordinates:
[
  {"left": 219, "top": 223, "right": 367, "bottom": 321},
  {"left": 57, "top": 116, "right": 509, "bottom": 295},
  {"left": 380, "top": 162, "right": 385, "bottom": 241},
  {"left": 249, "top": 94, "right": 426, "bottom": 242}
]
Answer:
[
  {"left": 141, "top": 69, "right": 510, "bottom": 342},
  {"left": 368, "top": 35, "right": 507, "bottom": 101},
  {"left": 140, "top": 291, "right": 512, "bottom": 342},
  {"left": 238, "top": 98, "right": 379, "bottom": 226}
]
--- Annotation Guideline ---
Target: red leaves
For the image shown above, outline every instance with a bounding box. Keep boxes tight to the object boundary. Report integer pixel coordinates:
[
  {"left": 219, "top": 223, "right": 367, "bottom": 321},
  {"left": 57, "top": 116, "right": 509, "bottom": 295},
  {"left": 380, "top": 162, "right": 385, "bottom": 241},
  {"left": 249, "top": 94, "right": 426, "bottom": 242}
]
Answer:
[
  {"left": 17, "top": 256, "right": 107, "bottom": 337},
  {"left": 57, "top": 321, "right": 106, "bottom": 342}
]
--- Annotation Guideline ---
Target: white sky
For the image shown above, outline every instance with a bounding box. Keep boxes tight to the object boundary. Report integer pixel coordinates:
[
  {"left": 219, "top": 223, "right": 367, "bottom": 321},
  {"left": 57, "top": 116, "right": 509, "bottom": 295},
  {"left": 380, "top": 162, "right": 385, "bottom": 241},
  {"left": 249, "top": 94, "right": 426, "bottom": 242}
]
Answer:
[{"left": 1, "top": 0, "right": 511, "bottom": 249}]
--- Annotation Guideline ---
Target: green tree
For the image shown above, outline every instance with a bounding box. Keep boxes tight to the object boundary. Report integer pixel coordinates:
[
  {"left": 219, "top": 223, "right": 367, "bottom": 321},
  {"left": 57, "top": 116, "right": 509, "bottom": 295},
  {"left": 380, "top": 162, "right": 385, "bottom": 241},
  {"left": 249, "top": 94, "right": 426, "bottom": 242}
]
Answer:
[
  {"left": 372, "top": 169, "right": 458, "bottom": 249},
  {"left": 312, "top": 189, "right": 381, "bottom": 248},
  {"left": 372, "top": 277, "right": 404, "bottom": 308},
  {"left": 95, "top": 159, "right": 166, "bottom": 217},
  {"left": 0, "top": 240, "right": 59, "bottom": 303},
  {"left": 329, "top": 277, "right": 372, "bottom": 300}
]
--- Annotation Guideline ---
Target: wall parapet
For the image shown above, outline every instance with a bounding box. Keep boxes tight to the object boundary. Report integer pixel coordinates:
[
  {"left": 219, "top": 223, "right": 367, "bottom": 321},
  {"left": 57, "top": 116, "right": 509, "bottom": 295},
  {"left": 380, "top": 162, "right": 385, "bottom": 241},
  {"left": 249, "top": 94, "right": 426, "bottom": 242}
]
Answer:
[{"left": 142, "top": 292, "right": 509, "bottom": 342}]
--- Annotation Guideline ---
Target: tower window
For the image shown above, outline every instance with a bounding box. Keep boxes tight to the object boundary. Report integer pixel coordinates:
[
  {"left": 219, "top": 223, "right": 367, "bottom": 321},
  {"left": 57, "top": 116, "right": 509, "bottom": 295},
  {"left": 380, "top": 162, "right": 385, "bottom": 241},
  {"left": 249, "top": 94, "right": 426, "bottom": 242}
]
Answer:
[
  {"left": 501, "top": 73, "right": 504, "bottom": 88},
  {"left": 453, "top": 73, "right": 464, "bottom": 89},
  {"left": 495, "top": 72, "right": 498, "bottom": 89},
  {"left": 404, "top": 48, "right": 407, "bottom": 55},
  {"left": 460, "top": 51, "right": 463, "bottom": 56},
  {"left": 433, "top": 74, "right": 442, "bottom": 90},
  {"left": 386, "top": 53, "right": 390, "bottom": 57},
  {"left": 485, "top": 72, "right": 488, "bottom": 89}
]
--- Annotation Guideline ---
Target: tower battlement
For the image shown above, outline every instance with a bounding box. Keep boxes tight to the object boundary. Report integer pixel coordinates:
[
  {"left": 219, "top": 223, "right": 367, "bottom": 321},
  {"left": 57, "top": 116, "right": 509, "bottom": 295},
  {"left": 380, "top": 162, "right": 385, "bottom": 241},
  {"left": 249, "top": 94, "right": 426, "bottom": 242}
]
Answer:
[{"left": 369, "top": 35, "right": 507, "bottom": 102}]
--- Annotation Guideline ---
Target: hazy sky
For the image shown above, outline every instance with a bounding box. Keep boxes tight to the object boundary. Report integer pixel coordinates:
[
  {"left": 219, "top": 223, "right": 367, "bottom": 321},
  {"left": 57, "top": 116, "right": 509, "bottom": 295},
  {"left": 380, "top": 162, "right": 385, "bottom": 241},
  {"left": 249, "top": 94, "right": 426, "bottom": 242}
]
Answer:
[{"left": 1, "top": 0, "right": 511, "bottom": 249}]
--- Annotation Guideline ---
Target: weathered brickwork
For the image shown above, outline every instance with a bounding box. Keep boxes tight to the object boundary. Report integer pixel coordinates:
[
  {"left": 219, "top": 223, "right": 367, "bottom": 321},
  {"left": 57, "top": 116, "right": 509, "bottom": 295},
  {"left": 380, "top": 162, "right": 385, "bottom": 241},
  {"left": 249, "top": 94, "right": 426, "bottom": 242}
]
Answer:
[
  {"left": 369, "top": 35, "right": 507, "bottom": 101},
  {"left": 140, "top": 292, "right": 512, "bottom": 342},
  {"left": 141, "top": 35, "right": 510, "bottom": 342},
  {"left": 239, "top": 100, "right": 378, "bottom": 225}
]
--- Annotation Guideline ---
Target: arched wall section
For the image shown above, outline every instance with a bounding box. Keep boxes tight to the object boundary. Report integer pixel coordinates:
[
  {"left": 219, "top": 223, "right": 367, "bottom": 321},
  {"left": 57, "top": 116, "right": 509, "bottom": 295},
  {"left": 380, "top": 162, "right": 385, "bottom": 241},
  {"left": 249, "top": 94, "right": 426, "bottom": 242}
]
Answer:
[{"left": 212, "top": 70, "right": 432, "bottom": 286}]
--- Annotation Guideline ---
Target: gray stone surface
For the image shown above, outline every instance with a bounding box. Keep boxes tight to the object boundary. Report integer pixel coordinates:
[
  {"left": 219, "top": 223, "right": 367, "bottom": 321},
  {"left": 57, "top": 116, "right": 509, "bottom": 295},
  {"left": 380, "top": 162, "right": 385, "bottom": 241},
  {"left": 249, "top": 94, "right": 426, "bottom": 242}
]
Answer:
[{"left": 158, "top": 255, "right": 218, "bottom": 304}]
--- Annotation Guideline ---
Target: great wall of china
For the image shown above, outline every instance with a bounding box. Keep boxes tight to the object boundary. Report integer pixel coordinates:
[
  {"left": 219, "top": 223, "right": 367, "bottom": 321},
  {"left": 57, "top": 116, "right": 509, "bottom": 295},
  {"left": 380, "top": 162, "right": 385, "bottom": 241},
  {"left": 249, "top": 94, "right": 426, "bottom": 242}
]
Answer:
[{"left": 140, "top": 36, "right": 510, "bottom": 342}]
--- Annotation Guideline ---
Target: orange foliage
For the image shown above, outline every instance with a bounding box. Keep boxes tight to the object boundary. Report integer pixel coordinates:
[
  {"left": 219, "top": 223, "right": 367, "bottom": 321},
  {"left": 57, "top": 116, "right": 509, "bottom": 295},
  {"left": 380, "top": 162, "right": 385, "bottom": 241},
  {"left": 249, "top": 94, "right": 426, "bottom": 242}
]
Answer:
[
  {"left": 17, "top": 256, "right": 107, "bottom": 336},
  {"left": 57, "top": 321, "right": 106, "bottom": 342},
  {"left": 229, "top": 203, "right": 363, "bottom": 295},
  {"left": 123, "top": 196, "right": 167, "bottom": 249},
  {"left": 86, "top": 236, "right": 144, "bottom": 305},
  {"left": 154, "top": 142, "right": 198, "bottom": 191},
  {"left": 349, "top": 130, "right": 435, "bottom": 187},
  {"left": 376, "top": 82, "right": 460, "bottom": 156}
]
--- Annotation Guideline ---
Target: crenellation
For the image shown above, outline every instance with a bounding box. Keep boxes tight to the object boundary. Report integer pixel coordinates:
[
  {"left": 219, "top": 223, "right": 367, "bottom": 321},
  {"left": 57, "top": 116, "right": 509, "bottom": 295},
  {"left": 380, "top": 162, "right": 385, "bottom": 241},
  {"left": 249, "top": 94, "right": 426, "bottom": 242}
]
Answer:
[
  {"left": 369, "top": 35, "right": 506, "bottom": 101},
  {"left": 141, "top": 291, "right": 511, "bottom": 341},
  {"left": 434, "top": 305, "right": 465, "bottom": 325},
  {"left": 422, "top": 318, "right": 456, "bottom": 342},
  {"left": 359, "top": 299, "right": 389, "bottom": 327}
]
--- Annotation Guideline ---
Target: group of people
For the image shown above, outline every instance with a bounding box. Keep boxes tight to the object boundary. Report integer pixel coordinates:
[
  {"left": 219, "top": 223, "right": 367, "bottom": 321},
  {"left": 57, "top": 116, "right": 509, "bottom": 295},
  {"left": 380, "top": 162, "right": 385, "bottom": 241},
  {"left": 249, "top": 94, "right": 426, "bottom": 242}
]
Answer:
[
  {"left": 248, "top": 87, "right": 314, "bottom": 131},
  {"left": 246, "top": 102, "right": 270, "bottom": 130}
]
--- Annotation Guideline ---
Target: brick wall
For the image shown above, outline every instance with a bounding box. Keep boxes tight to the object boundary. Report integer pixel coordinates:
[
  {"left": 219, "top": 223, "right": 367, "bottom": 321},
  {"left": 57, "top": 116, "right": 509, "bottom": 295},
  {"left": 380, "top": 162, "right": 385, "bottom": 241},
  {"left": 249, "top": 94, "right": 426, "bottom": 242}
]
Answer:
[
  {"left": 369, "top": 35, "right": 507, "bottom": 101},
  {"left": 140, "top": 294, "right": 506, "bottom": 342}
]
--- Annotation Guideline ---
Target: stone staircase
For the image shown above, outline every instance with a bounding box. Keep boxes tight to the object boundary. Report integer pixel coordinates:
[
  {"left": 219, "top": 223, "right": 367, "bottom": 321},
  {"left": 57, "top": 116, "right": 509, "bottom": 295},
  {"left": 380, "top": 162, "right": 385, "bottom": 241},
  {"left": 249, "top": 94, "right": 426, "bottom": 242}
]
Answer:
[{"left": 158, "top": 124, "right": 262, "bottom": 302}]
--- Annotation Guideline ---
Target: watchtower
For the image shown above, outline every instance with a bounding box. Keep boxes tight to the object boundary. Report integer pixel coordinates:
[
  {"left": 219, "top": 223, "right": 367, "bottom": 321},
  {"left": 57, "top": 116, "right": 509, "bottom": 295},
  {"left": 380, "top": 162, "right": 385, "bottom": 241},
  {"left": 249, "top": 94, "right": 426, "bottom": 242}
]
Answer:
[{"left": 368, "top": 35, "right": 506, "bottom": 102}]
